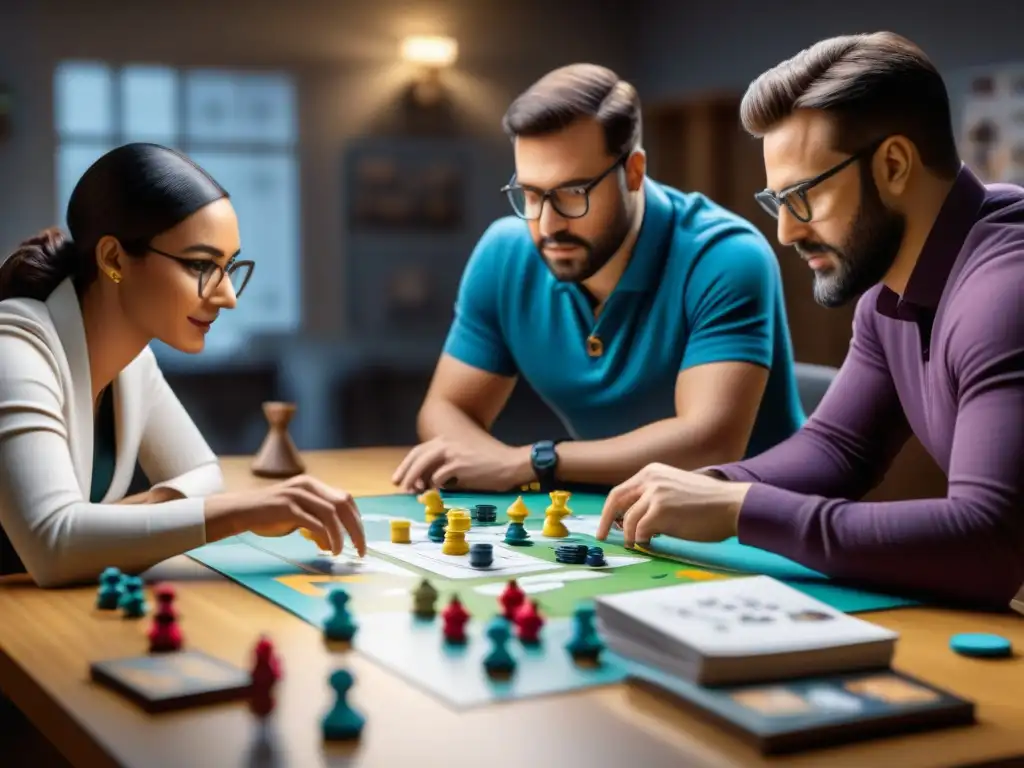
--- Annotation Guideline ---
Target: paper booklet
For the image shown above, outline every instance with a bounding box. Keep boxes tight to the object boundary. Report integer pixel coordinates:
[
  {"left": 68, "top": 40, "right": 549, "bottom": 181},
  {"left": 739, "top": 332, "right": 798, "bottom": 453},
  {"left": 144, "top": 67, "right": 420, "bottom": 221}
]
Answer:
[{"left": 595, "top": 575, "right": 898, "bottom": 686}]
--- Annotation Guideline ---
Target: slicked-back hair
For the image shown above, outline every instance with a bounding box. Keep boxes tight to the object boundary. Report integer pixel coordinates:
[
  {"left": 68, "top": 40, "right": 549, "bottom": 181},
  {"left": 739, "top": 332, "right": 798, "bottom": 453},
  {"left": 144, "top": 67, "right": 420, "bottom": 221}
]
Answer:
[
  {"left": 740, "top": 32, "right": 960, "bottom": 179},
  {"left": 502, "top": 63, "right": 641, "bottom": 158},
  {"left": 0, "top": 143, "right": 228, "bottom": 301}
]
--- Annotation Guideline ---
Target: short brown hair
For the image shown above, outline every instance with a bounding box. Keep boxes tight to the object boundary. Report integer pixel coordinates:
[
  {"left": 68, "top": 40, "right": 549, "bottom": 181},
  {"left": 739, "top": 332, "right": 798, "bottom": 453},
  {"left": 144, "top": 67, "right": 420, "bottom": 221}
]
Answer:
[
  {"left": 740, "top": 32, "right": 960, "bottom": 178},
  {"left": 502, "top": 63, "right": 641, "bottom": 157}
]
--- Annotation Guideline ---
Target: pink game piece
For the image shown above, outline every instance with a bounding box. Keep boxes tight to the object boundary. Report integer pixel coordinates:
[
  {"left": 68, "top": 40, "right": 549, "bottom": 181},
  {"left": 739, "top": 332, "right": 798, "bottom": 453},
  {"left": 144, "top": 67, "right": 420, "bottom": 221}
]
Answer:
[
  {"left": 249, "top": 635, "right": 281, "bottom": 718},
  {"left": 442, "top": 595, "right": 470, "bottom": 644},
  {"left": 514, "top": 599, "right": 544, "bottom": 644},
  {"left": 499, "top": 579, "right": 525, "bottom": 620},
  {"left": 147, "top": 583, "right": 182, "bottom": 653}
]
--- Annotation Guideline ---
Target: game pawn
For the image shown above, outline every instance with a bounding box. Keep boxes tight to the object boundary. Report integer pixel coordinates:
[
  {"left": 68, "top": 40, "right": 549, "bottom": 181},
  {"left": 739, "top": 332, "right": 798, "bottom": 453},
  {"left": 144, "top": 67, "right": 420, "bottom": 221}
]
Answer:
[
  {"left": 324, "top": 587, "right": 358, "bottom": 643},
  {"left": 119, "top": 575, "right": 148, "bottom": 618},
  {"left": 504, "top": 495, "right": 532, "bottom": 546},
  {"left": 249, "top": 634, "right": 282, "bottom": 721},
  {"left": 565, "top": 602, "right": 604, "bottom": 667},
  {"left": 248, "top": 635, "right": 281, "bottom": 761},
  {"left": 469, "top": 542, "right": 493, "bottom": 569},
  {"left": 251, "top": 401, "right": 306, "bottom": 478},
  {"left": 418, "top": 489, "right": 446, "bottom": 523},
  {"left": 585, "top": 546, "right": 607, "bottom": 567},
  {"left": 473, "top": 504, "right": 498, "bottom": 524},
  {"left": 322, "top": 668, "right": 365, "bottom": 741},
  {"left": 442, "top": 595, "right": 470, "bottom": 645},
  {"left": 147, "top": 584, "right": 183, "bottom": 653},
  {"left": 483, "top": 617, "right": 516, "bottom": 680},
  {"left": 541, "top": 490, "right": 572, "bottom": 538},
  {"left": 499, "top": 579, "right": 526, "bottom": 621},
  {"left": 514, "top": 599, "right": 544, "bottom": 645},
  {"left": 96, "top": 566, "right": 124, "bottom": 610},
  {"left": 412, "top": 578, "right": 438, "bottom": 619},
  {"left": 441, "top": 508, "right": 471, "bottom": 556},
  {"left": 390, "top": 519, "right": 411, "bottom": 544},
  {"left": 426, "top": 515, "right": 447, "bottom": 543}
]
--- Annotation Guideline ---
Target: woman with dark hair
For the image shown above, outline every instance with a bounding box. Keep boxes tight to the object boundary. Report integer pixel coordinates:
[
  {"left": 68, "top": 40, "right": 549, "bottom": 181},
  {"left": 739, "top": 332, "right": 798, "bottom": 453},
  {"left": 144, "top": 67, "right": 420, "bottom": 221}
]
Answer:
[{"left": 0, "top": 143, "right": 364, "bottom": 587}]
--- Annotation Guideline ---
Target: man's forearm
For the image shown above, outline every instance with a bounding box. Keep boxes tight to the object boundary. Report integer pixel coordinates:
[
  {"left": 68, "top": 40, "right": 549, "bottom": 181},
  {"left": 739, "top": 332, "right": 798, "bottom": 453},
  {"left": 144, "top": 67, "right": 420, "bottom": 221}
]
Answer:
[
  {"left": 706, "top": 419, "right": 908, "bottom": 499},
  {"left": 417, "top": 397, "right": 508, "bottom": 452},
  {"left": 556, "top": 416, "right": 744, "bottom": 487},
  {"left": 737, "top": 484, "right": 1024, "bottom": 608}
]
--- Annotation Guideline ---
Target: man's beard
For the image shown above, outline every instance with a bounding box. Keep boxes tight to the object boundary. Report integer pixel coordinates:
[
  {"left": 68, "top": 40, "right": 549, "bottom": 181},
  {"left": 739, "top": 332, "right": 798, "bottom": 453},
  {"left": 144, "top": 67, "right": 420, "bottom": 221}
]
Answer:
[
  {"left": 536, "top": 204, "right": 632, "bottom": 283},
  {"left": 798, "top": 168, "right": 906, "bottom": 308}
]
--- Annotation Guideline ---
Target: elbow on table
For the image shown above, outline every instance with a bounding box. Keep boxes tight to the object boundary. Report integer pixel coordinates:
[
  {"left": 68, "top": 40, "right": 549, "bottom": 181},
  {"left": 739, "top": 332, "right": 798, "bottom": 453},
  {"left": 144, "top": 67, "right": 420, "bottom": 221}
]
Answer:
[
  {"left": 20, "top": 550, "right": 90, "bottom": 589},
  {"left": 16, "top": 506, "right": 109, "bottom": 589},
  {"left": 916, "top": 527, "right": 1024, "bottom": 610}
]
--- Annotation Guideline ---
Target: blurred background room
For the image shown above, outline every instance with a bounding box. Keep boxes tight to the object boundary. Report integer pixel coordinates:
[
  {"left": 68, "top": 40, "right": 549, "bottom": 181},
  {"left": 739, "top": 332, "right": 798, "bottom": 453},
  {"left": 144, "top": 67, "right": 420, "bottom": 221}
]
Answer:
[{"left": 2, "top": 0, "right": 1023, "bottom": 503}]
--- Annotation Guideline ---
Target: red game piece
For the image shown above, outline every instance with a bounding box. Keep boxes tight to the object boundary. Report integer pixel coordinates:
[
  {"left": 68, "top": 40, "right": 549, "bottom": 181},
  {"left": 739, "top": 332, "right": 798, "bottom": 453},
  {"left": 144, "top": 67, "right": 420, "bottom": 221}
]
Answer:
[
  {"left": 514, "top": 599, "right": 544, "bottom": 644},
  {"left": 249, "top": 635, "right": 281, "bottom": 719},
  {"left": 147, "top": 583, "right": 182, "bottom": 653},
  {"left": 499, "top": 579, "right": 525, "bottom": 620},
  {"left": 442, "top": 595, "right": 470, "bottom": 644}
]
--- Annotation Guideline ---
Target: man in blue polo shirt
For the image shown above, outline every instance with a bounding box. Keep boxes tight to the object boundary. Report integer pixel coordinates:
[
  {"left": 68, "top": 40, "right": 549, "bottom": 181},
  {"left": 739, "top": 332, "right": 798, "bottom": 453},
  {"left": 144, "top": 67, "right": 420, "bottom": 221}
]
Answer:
[{"left": 392, "top": 63, "right": 804, "bottom": 493}]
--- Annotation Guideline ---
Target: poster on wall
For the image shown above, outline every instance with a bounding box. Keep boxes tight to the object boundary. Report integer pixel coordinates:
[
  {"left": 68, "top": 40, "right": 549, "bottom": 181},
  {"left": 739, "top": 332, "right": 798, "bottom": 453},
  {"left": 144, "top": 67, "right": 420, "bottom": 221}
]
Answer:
[{"left": 960, "top": 65, "right": 1024, "bottom": 185}]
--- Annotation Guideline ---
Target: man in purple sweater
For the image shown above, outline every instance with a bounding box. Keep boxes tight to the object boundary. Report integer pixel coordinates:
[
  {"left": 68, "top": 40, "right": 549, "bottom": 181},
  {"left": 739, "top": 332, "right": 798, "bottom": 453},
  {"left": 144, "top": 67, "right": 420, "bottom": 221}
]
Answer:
[{"left": 596, "top": 31, "right": 1024, "bottom": 609}]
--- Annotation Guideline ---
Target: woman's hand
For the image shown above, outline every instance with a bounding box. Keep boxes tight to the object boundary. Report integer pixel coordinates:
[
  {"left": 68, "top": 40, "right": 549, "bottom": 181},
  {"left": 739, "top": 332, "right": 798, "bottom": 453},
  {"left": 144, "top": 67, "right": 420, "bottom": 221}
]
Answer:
[{"left": 202, "top": 474, "right": 366, "bottom": 557}]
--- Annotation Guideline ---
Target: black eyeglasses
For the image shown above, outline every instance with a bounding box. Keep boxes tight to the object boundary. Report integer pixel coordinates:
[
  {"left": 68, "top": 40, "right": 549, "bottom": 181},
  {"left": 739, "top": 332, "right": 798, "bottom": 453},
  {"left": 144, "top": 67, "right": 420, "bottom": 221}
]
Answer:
[
  {"left": 501, "top": 151, "right": 630, "bottom": 220},
  {"left": 754, "top": 138, "right": 886, "bottom": 223},
  {"left": 148, "top": 246, "right": 254, "bottom": 299}
]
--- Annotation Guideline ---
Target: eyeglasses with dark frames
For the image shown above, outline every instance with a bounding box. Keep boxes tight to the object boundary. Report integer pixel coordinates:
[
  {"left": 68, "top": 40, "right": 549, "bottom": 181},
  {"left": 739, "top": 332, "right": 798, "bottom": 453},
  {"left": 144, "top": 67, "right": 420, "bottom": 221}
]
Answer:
[
  {"left": 501, "top": 150, "right": 631, "bottom": 221},
  {"left": 148, "top": 246, "right": 255, "bottom": 299},
  {"left": 754, "top": 138, "right": 887, "bottom": 223}
]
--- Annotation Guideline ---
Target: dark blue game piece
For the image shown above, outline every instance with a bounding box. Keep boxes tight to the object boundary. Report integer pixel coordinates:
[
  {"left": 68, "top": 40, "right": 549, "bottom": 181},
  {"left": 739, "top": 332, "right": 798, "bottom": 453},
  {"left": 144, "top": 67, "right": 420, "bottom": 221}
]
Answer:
[
  {"left": 483, "top": 617, "right": 516, "bottom": 677},
  {"left": 950, "top": 632, "right": 1012, "bottom": 658},
  {"left": 555, "top": 544, "right": 588, "bottom": 564},
  {"left": 585, "top": 546, "right": 606, "bottom": 567},
  {"left": 469, "top": 542, "right": 493, "bottom": 568},
  {"left": 324, "top": 588, "right": 358, "bottom": 642},
  {"left": 504, "top": 522, "right": 531, "bottom": 546},
  {"left": 566, "top": 602, "right": 604, "bottom": 664},
  {"left": 96, "top": 567, "right": 124, "bottom": 610},
  {"left": 474, "top": 504, "right": 498, "bottom": 524},
  {"left": 427, "top": 516, "right": 447, "bottom": 543},
  {"left": 322, "top": 668, "right": 365, "bottom": 740},
  {"left": 119, "top": 575, "right": 148, "bottom": 618}
]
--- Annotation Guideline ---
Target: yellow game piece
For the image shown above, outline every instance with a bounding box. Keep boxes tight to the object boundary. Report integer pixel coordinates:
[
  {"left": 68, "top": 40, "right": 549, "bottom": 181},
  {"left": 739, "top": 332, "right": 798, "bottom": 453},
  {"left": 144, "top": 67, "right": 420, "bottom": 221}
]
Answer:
[
  {"left": 442, "top": 509, "right": 471, "bottom": 555},
  {"left": 418, "top": 489, "right": 446, "bottom": 522},
  {"left": 299, "top": 527, "right": 315, "bottom": 541},
  {"left": 390, "top": 519, "right": 411, "bottom": 544},
  {"left": 506, "top": 495, "right": 529, "bottom": 525},
  {"left": 541, "top": 490, "right": 572, "bottom": 537}
]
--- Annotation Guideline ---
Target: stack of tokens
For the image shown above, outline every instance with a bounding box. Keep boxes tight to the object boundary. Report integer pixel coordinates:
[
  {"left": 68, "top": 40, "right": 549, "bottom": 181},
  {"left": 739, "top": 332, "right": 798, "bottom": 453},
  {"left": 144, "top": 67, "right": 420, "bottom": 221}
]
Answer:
[
  {"left": 554, "top": 543, "right": 589, "bottom": 564},
  {"left": 585, "top": 546, "right": 606, "bottom": 567},
  {"left": 474, "top": 504, "right": 498, "bottom": 524},
  {"left": 469, "top": 543, "right": 493, "bottom": 568}
]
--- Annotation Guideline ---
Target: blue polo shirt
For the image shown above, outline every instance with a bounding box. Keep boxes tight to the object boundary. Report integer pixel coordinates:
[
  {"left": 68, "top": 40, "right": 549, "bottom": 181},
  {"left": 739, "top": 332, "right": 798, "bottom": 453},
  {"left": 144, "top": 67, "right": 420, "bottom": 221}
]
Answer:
[{"left": 443, "top": 177, "right": 804, "bottom": 457}]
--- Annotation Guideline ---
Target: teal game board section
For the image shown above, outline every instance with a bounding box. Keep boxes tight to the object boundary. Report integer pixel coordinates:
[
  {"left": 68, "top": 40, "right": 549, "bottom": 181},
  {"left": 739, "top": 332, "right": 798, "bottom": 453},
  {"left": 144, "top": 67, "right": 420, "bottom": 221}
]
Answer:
[{"left": 186, "top": 491, "right": 920, "bottom": 710}]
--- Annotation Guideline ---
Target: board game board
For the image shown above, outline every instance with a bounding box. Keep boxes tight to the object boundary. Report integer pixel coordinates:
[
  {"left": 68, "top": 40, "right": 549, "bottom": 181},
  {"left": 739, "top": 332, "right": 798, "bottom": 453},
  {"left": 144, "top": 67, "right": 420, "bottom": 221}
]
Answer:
[{"left": 186, "top": 490, "right": 920, "bottom": 710}]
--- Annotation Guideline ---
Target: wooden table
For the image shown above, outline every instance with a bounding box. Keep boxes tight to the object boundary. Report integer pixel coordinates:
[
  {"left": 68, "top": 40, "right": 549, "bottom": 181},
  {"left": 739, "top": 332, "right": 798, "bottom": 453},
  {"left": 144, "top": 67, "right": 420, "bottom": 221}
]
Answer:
[{"left": 2, "top": 448, "right": 1024, "bottom": 768}]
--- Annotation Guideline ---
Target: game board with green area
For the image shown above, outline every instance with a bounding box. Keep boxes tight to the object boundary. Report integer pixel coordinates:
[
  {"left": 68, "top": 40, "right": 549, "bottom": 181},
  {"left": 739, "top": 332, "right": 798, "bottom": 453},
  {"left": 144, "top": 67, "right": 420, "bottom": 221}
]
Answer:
[{"left": 186, "top": 490, "right": 920, "bottom": 709}]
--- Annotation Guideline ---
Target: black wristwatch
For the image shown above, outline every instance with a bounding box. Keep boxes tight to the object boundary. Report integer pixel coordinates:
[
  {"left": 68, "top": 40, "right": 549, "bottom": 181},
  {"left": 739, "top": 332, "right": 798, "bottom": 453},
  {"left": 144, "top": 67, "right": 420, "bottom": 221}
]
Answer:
[{"left": 530, "top": 440, "right": 559, "bottom": 490}]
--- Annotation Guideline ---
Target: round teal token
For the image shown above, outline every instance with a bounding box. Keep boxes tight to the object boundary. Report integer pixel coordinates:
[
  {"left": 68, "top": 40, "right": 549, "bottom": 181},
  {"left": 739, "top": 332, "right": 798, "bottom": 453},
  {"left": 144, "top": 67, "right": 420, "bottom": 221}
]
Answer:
[{"left": 949, "top": 632, "right": 1012, "bottom": 658}]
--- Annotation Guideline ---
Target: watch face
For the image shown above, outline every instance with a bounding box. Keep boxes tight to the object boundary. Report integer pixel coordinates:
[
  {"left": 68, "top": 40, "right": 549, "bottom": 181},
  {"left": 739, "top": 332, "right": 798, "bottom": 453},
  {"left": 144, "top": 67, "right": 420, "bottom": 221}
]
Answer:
[{"left": 533, "top": 443, "right": 556, "bottom": 469}]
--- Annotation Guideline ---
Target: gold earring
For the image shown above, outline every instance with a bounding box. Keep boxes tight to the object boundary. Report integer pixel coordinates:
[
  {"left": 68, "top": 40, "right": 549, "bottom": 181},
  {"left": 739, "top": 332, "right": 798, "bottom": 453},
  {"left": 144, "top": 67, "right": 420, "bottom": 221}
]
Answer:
[{"left": 108, "top": 270, "right": 121, "bottom": 284}]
